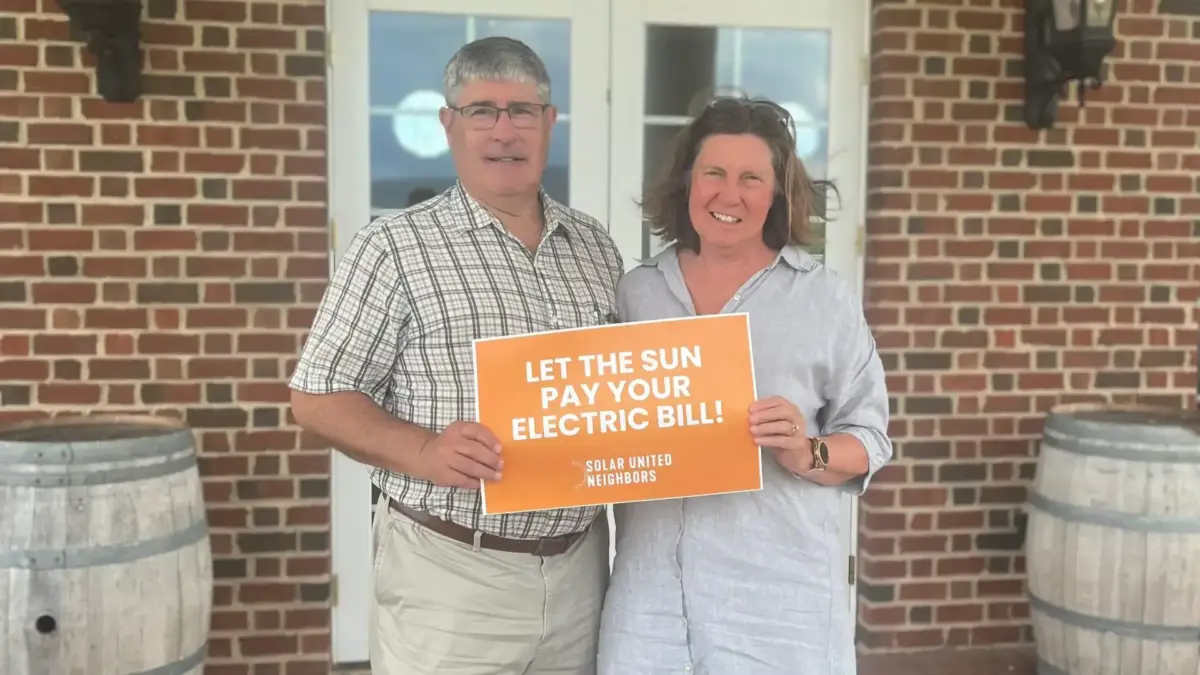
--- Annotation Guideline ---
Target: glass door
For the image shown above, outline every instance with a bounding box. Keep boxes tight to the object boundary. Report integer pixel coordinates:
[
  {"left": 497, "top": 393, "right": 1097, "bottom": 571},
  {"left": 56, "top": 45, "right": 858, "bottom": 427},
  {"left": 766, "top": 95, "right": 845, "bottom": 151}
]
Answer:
[
  {"left": 328, "top": 0, "right": 869, "bottom": 663},
  {"left": 326, "top": 0, "right": 610, "bottom": 664},
  {"left": 607, "top": 0, "right": 871, "bottom": 612}
]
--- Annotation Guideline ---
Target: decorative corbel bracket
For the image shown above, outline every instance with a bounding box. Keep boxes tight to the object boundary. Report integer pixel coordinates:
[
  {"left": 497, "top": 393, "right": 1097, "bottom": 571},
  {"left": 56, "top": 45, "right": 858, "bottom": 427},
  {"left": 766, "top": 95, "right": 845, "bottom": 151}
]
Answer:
[{"left": 58, "top": 0, "right": 143, "bottom": 103}]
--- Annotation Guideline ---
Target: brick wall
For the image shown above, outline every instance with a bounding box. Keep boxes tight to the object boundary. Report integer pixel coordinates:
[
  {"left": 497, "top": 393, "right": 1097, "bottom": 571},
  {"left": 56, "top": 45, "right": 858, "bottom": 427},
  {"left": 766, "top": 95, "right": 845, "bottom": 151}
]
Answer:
[
  {"left": 860, "top": 0, "right": 1199, "bottom": 653},
  {"left": 0, "top": 1, "right": 331, "bottom": 673}
]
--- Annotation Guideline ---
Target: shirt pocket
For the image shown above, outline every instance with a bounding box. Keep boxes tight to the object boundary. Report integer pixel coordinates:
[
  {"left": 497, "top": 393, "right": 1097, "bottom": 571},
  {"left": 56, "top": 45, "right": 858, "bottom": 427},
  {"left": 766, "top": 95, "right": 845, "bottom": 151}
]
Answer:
[{"left": 541, "top": 262, "right": 620, "bottom": 330}]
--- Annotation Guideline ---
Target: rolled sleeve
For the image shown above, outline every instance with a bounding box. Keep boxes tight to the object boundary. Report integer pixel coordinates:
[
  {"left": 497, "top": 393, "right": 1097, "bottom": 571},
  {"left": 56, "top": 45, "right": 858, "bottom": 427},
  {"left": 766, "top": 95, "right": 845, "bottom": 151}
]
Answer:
[
  {"left": 288, "top": 223, "right": 408, "bottom": 400},
  {"left": 819, "top": 293, "right": 893, "bottom": 496}
]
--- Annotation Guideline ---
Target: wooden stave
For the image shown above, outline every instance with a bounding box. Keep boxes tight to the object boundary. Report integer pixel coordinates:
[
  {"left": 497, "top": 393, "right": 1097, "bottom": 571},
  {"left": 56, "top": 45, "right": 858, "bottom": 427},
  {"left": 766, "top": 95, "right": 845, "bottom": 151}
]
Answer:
[
  {"left": 0, "top": 415, "right": 214, "bottom": 675},
  {"left": 1026, "top": 403, "right": 1200, "bottom": 675}
]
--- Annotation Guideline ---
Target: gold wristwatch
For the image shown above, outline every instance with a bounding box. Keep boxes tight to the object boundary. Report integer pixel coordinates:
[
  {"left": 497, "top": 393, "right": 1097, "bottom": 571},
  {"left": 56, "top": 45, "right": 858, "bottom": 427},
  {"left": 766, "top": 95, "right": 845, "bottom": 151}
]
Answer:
[{"left": 809, "top": 437, "right": 829, "bottom": 471}]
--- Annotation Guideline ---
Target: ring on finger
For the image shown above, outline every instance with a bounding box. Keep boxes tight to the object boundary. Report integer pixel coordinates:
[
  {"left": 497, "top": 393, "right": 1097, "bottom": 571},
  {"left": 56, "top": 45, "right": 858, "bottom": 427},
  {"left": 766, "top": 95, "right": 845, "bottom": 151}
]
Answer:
[{"left": 789, "top": 423, "right": 800, "bottom": 436}]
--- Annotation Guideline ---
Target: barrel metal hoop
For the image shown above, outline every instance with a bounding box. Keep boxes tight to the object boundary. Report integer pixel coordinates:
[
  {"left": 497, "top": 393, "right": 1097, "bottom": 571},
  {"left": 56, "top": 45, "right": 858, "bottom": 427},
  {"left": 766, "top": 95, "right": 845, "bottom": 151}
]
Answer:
[
  {"left": 1043, "top": 419, "right": 1200, "bottom": 464},
  {"left": 129, "top": 643, "right": 208, "bottom": 675},
  {"left": 0, "top": 452, "right": 197, "bottom": 487},
  {"left": 1028, "top": 591, "right": 1200, "bottom": 642},
  {"left": 0, "top": 428, "right": 195, "bottom": 465},
  {"left": 0, "top": 519, "right": 209, "bottom": 570},
  {"left": 1029, "top": 491, "right": 1200, "bottom": 534}
]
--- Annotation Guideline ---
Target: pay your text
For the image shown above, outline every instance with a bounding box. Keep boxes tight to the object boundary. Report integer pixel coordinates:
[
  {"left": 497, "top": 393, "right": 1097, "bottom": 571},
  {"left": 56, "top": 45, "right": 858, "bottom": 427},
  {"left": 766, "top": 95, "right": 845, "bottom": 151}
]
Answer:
[{"left": 515, "top": 345, "right": 724, "bottom": 489}]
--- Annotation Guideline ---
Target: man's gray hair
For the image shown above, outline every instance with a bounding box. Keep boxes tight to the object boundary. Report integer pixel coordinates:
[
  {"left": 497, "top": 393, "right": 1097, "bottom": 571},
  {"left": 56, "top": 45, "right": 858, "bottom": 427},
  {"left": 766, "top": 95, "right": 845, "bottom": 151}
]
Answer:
[{"left": 443, "top": 36, "right": 552, "bottom": 105}]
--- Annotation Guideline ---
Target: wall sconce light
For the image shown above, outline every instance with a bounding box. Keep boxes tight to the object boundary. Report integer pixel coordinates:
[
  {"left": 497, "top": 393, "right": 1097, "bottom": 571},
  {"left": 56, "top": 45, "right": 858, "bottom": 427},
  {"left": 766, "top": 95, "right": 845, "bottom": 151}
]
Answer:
[
  {"left": 1023, "top": 0, "right": 1118, "bottom": 131},
  {"left": 58, "top": 0, "right": 143, "bottom": 103}
]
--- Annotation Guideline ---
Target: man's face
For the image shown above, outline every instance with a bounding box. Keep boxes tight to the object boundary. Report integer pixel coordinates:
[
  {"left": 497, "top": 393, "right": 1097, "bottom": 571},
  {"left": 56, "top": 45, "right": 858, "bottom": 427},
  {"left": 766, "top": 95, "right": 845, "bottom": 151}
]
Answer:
[{"left": 440, "top": 79, "right": 556, "bottom": 201}]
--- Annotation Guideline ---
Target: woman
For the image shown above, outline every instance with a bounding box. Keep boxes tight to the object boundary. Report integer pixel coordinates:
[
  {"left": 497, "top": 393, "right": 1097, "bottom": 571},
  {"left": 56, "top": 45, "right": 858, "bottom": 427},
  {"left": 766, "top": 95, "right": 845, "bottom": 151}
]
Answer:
[{"left": 597, "top": 97, "right": 893, "bottom": 675}]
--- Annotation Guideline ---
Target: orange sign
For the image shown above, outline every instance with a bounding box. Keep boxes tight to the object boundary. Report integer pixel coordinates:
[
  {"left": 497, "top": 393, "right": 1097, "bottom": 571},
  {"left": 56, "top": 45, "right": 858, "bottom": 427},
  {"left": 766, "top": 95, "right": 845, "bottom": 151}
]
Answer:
[{"left": 474, "top": 314, "right": 762, "bottom": 515}]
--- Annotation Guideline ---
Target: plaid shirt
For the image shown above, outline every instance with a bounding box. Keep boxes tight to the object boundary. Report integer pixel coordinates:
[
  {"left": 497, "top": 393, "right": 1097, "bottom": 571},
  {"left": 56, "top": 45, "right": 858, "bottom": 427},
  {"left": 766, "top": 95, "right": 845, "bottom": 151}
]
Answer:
[{"left": 289, "top": 182, "right": 624, "bottom": 538}]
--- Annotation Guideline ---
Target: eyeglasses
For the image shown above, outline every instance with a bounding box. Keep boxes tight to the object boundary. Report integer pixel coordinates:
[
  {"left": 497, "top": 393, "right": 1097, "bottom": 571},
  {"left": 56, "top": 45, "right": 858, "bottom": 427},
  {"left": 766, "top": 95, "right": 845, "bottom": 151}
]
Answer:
[{"left": 447, "top": 103, "right": 550, "bottom": 130}]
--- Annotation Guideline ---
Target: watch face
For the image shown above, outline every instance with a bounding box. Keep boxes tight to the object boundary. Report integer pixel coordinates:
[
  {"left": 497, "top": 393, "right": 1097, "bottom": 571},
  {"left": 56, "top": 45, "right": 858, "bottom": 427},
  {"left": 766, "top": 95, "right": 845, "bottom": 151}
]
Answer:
[{"left": 816, "top": 441, "right": 829, "bottom": 464}]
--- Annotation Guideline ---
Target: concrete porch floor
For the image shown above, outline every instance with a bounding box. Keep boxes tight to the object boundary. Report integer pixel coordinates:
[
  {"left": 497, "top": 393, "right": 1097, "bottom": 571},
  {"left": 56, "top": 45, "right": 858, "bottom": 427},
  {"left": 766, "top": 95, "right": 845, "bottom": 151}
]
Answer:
[{"left": 858, "top": 646, "right": 1036, "bottom": 675}]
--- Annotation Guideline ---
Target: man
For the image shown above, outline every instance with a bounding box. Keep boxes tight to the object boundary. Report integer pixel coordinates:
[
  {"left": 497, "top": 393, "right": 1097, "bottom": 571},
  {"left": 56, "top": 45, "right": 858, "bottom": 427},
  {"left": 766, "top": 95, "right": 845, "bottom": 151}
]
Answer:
[{"left": 288, "top": 37, "right": 623, "bottom": 675}]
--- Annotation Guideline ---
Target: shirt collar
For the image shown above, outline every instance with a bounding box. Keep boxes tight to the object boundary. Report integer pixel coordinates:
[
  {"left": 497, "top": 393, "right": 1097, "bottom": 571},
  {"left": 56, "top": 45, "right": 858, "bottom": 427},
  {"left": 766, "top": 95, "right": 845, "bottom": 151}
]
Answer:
[
  {"left": 776, "top": 245, "right": 820, "bottom": 271},
  {"left": 447, "top": 180, "right": 571, "bottom": 239}
]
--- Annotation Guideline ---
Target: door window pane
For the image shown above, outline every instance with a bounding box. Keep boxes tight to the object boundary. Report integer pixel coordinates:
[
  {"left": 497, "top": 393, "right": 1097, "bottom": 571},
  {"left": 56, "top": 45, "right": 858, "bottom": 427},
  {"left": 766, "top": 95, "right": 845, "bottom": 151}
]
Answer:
[
  {"left": 367, "top": 12, "right": 572, "bottom": 215},
  {"left": 642, "top": 25, "right": 831, "bottom": 259}
]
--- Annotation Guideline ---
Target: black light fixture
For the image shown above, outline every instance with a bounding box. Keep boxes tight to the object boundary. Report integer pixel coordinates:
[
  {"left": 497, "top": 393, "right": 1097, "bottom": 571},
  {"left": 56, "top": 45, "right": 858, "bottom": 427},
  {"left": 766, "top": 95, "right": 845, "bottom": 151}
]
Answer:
[
  {"left": 58, "top": 0, "right": 143, "bottom": 103},
  {"left": 1023, "top": 0, "right": 1118, "bottom": 131}
]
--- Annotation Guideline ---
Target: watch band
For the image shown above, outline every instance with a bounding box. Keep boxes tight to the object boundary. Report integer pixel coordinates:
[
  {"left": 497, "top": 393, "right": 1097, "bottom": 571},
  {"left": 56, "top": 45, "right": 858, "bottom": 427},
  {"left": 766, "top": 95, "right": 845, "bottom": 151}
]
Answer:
[{"left": 810, "top": 437, "right": 829, "bottom": 471}]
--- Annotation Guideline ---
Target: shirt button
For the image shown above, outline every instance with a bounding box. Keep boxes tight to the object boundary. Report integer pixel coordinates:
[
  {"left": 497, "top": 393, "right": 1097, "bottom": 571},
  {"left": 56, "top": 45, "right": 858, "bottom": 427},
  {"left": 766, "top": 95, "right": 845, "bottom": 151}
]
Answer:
[{"left": 684, "top": 667, "right": 692, "bottom": 674}]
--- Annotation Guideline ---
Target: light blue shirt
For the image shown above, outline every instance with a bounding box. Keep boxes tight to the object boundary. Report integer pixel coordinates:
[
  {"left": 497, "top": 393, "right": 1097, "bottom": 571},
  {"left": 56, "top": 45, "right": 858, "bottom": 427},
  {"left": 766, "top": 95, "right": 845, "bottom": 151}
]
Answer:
[{"left": 597, "top": 244, "right": 893, "bottom": 675}]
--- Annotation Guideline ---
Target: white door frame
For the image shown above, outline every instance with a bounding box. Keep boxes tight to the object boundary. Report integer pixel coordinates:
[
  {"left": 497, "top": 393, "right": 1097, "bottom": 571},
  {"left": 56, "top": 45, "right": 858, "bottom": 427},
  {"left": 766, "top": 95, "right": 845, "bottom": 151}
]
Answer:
[
  {"left": 325, "top": 0, "right": 611, "bottom": 663},
  {"left": 324, "top": 0, "right": 372, "bottom": 663},
  {"left": 606, "top": 0, "right": 871, "bottom": 616},
  {"left": 325, "top": 0, "right": 869, "bottom": 664}
]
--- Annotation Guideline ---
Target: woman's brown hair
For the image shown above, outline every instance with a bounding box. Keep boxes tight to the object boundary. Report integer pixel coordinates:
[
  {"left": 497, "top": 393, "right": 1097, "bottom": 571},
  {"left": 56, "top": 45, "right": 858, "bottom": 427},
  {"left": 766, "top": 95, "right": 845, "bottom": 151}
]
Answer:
[{"left": 640, "top": 95, "right": 834, "bottom": 253}]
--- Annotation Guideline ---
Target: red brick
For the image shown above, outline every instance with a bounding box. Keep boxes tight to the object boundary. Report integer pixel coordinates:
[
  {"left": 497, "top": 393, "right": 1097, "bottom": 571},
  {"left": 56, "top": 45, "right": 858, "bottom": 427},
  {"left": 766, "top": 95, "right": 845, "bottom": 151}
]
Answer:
[
  {"left": 858, "top": 0, "right": 1198, "bottom": 656},
  {"left": 0, "top": 1, "right": 331, "bottom": 673}
]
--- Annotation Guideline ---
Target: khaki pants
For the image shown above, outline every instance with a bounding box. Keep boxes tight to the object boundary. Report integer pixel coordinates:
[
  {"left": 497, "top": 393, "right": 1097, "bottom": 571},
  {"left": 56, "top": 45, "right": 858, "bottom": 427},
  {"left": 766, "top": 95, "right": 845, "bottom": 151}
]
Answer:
[{"left": 369, "top": 496, "right": 609, "bottom": 675}]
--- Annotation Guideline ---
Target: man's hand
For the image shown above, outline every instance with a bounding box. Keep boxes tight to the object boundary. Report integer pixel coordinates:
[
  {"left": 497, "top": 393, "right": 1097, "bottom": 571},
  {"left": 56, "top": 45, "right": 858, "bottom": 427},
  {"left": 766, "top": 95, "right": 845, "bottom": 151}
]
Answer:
[{"left": 411, "top": 421, "right": 504, "bottom": 490}]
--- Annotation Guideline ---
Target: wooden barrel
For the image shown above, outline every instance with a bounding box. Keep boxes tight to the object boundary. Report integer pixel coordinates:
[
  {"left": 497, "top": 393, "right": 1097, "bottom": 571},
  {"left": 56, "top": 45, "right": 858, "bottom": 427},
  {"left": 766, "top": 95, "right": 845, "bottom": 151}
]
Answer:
[
  {"left": 0, "top": 415, "right": 213, "bottom": 675},
  {"left": 1026, "top": 403, "right": 1200, "bottom": 675}
]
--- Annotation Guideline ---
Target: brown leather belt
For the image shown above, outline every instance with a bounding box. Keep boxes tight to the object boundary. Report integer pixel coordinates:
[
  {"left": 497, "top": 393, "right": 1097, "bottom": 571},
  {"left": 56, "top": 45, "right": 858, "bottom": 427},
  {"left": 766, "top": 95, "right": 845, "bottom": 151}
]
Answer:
[{"left": 388, "top": 498, "right": 595, "bottom": 557}]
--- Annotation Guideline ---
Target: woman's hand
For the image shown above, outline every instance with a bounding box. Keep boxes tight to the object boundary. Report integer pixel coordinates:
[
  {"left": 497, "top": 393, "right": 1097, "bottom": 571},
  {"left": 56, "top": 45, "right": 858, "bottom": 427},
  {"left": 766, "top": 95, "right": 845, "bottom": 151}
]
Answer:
[{"left": 749, "top": 396, "right": 813, "bottom": 474}]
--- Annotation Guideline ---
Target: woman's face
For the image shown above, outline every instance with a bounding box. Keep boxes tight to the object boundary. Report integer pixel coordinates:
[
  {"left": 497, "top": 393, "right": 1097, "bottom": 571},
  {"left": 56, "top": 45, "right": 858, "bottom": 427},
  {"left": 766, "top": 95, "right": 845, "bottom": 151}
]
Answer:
[{"left": 686, "top": 133, "right": 777, "bottom": 252}]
